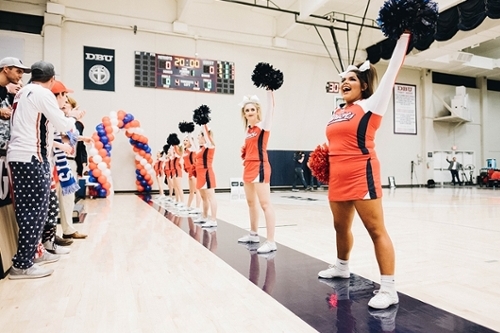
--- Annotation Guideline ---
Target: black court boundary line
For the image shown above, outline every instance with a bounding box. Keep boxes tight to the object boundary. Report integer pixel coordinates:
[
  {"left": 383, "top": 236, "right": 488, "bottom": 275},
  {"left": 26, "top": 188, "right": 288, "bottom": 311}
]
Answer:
[{"left": 149, "top": 199, "right": 498, "bottom": 333}]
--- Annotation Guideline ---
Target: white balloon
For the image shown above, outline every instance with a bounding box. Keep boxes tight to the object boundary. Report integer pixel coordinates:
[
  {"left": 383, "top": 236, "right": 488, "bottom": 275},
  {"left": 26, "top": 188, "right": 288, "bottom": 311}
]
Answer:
[
  {"left": 92, "top": 155, "right": 102, "bottom": 164},
  {"left": 111, "top": 118, "right": 119, "bottom": 126},
  {"left": 135, "top": 154, "right": 142, "bottom": 161},
  {"left": 98, "top": 162, "right": 107, "bottom": 171},
  {"left": 104, "top": 169, "right": 111, "bottom": 176},
  {"left": 109, "top": 111, "right": 117, "bottom": 119},
  {"left": 89, "top": 148, "right": 98, "bottom": 156},
  {"left": 145, "top": 163, "right": 152, "bottom": 170},
  {"left": 112, "top": 125, "right": 119, "bottom": 134},
  {"left": 136, "top": 127, "right": 144, "bottom": 134},
  {"left": 140, "top": 158, "right": 147, "bottom": 166}
]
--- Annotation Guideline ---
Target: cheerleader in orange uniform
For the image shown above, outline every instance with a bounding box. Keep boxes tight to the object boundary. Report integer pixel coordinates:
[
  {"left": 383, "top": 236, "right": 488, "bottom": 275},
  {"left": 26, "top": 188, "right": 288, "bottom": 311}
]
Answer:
[
  {"left": 194, "top": 124, "right": 217, "bottom": 228},
  {"left": 167, "top": 133, "right": 185, "bottom": 209},
  {"left": 317, "top": 33, "right": 411, "bottom": 310},
  {"left": 163, "top": 145, "right": 175, "bottom": 202},
  {"left": 183, "top": 134, "right": 201, "bottom": 211},
  {"left": 237, "top": 91, "right": 277, "bottom": 254},
  {"left": 153, "top": 151, "right": 165, "bottom": 197}
]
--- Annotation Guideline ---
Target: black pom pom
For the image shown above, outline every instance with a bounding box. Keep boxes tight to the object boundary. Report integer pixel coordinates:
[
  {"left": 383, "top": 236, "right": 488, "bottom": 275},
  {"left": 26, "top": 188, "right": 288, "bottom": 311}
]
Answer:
[
  {"left": 377, "top": 0, "right": 438, "bottom": 41},
  {"left": 163, "top": 144, "right": 170, "bottom": 155},
  {"left": 193, "top": 105, "right": 211, "bottom": 125},
  {"left": 251, "top": 62, "right": 284, "bottom": 91},
  {"left": 166, "top": 133, "right": 180, "bottom": 146},
  {"left": 179, "top": 121, "right": 195, "bottom": 133}
]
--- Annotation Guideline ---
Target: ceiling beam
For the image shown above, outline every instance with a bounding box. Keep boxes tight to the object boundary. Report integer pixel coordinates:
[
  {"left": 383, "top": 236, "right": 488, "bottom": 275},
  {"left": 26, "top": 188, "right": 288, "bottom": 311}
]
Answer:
[
  {"left": 276, "top": 12, "right": 296, "bottom": 38},
  {"left": 177, "top": 0, "right": 194, "bottom": 21}
]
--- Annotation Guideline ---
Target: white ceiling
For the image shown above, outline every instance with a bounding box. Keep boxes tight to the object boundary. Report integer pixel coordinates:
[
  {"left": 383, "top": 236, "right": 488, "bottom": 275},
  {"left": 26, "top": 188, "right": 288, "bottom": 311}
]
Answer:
[{"left": 206, "top": 0, "right": 500, "bottom": 80}]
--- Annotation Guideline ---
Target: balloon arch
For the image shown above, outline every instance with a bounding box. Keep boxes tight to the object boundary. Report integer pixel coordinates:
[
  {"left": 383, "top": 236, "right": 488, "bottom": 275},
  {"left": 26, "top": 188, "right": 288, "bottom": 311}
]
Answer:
[{"left": 87, "top": 110, "right": 155, "bottom": 198}]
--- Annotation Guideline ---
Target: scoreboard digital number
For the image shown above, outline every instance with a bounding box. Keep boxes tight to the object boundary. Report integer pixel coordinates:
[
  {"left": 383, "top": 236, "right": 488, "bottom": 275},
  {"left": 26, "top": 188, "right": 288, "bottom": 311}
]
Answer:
[{"left": 134, "top": 51, "right": 234, "bottom": 94}]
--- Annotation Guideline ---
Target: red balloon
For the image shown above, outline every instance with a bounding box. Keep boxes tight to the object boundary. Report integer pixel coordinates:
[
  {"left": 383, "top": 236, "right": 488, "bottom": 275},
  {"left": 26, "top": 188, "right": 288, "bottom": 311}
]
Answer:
[
  {"left": 99, "top": 149, "right": 107, "bottom": 157},
  {"left": 105, "top": 126, "right": 113, "bottom": 134},
  {"left": 103, "top": 182, "right": 111, "bottom": 190},
  {"left": 92, "top": 169, "right": 102, "bottom": 178},
  {"left": 98, "top": 175, "right": 107, "bottom": 184},
  {"left": 107, "top": 133, "right": 115, "bottom": 142},
  {"left": 95, "top": 141, "right": 103, "bottom": 149}
]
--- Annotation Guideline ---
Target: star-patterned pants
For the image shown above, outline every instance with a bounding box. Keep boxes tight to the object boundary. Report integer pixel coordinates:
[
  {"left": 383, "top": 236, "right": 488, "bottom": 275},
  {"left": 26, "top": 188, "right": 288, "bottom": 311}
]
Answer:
[
  {"left": 9, "top": 157, "right": 51, "bottom": 269},
  {"left": 42, "top": 189, "right": 59, "bottom": 244}
]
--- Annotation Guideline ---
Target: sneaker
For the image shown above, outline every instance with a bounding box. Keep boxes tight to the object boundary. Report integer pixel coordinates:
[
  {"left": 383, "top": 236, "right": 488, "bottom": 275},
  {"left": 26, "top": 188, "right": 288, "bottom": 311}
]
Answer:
[
  {"left": 9, "top": 264, "right": 54, "bottom": 280},
  {"left": 34, "top": 251, "right": 60, "bottom": 266},
  {"left": 237, "top": 234, "right": 260, "bottom": 243},
  {"left": 202, "top": 219, "right": 217, "bottom": 228},
  {"left": 257, "top": 241, "right": 277, "bottom": 253},
  {"left": 291, "top": 189, "right": 299, "bottom": 192},
  {"left": 368, "top": 290, "right": 399, "bottom": 309},
  {"left": 43, "top": 241, "right": 71, "bottom": 255},
  {"left": 55, "top": 235, "right": 73, "bottom": 246},
  {"left": 318, "top": 264, "right": 350, "bottom": 279},
  {"left": 369, "top": 303, "right": 399, "bottom": 331}
]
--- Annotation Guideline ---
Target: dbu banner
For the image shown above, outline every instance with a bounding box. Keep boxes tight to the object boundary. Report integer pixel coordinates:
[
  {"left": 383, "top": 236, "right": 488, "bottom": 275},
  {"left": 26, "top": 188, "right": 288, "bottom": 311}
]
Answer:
[{"left": 84, "top": 46, "right": 115, "bottom": 91}]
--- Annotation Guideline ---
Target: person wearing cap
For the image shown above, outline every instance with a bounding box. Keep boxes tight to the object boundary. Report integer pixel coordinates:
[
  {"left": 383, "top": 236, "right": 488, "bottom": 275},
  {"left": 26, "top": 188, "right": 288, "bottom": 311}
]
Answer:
[
  {"left": 51, "top": 80, "right": 88, "bottom": 241},
  {"left": 7, "top": 61, "right": 76, "bottom": 280},
  {"left": 0, "top": 57, "right": 30, "bottom": 121}
]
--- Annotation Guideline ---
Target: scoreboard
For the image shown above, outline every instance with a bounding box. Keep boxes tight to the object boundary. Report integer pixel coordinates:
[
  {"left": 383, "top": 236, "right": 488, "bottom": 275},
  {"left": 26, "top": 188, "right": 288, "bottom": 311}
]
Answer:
[{"left": 134, "top": 51, "right": 235, "bottom": 94}]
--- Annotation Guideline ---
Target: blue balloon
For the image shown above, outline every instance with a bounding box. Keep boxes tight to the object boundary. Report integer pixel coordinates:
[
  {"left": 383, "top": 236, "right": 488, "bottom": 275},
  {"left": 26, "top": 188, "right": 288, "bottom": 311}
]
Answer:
[
  {"left": 145, "top": 185, "right": 151, "bottom": 192},
  {"left": 135, "top": 169, "right": 141, "bottom": 176},
  {"left": 105, "top": 144, "right": 112, "bottom": 151},
  {"left": 88, "top": 176, "right": 96, "bottom": 183},
  {"left": 100, "top": 136, "right": 109, "bottom": 145},
  {"left": 95, "top": 184, "right": 102, "bottom": 191},
  {"left": 140, "top": 180, "right": 147, "bottom": 187},
  {"left": 146, "top": 147, "right": 151, "bottom": 154},
  {"left": 96, "top": 124, "right": 104, "bottom": 131},
  {"left": 129, "top": 139, "right": 136, "bottom": 145},
  {"left": 137, "top": 143, "right": 144, "bottom": 150},
  {"left": 97, "top": 130, "right": 106, "bottom": 137},
  {"left": 99, "top": 189, "right": 107, "bottom": 197}
]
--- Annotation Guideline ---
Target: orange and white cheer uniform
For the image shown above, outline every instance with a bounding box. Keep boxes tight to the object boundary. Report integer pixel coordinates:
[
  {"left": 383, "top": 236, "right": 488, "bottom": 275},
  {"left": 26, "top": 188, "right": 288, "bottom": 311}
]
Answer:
[
  {"left": 242, "top": 91, "right": 274, "bottom": 183},
  {"left": 326, "top": 33, "right": 410, "bottom": 201},
  {"left": 195, "top": 125, "right": 216, "bottom": 189}
]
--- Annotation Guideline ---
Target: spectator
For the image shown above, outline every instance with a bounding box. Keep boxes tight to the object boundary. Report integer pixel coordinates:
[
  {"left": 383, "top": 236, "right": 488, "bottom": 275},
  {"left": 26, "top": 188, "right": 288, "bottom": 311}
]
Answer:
[
  {"left": 51, "top": 81, "right": 88, "bottom": 241},
  {"left": 7, "top": 61, "right": 76, "bottom": 280}
]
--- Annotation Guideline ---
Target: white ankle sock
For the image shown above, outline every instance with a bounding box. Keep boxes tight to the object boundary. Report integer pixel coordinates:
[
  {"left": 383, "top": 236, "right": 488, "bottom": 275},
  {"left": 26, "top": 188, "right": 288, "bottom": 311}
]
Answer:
[
  {"left": 250, "top": 231, "right": 258, "bottom": 236},
  {"left": 380, "top": 275, "right": 396, "bottom": 293},
  {"left": 336, "top": 258, "right": 349, "bottom": 271}
]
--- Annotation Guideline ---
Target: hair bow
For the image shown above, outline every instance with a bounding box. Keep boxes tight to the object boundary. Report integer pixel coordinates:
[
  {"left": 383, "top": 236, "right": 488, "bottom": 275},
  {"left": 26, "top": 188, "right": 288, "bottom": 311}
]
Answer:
[
  {"left": 238, "top": 95, "right": 260, "bottom": 108},
  {"left": 338, "top": 60, "right": 371, "bottom": 78}
]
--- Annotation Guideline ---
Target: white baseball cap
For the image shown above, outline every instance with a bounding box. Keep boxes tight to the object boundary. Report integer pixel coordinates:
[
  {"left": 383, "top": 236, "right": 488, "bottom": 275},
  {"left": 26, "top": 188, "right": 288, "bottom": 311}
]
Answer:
[{"left": 0, "top": 57, "right": 31, "bottom": 73}]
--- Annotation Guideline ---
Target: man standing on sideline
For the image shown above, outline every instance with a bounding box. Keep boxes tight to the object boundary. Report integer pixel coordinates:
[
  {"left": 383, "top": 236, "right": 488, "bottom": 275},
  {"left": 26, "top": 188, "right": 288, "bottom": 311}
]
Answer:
[
  {"left": 446, "top": 156, "right": 462, "bottom": 186},
  {"left": 291, "top": 151, "right": 311, "bottom": 192},
  {"left": 7, "top": 61, "right": 76, "bottom": 279}
]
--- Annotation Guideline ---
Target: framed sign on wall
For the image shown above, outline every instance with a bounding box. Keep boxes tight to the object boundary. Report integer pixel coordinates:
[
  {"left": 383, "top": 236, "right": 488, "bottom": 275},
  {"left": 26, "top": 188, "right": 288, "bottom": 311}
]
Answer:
[{"left": 393, "top": 83, "right": 417, "bottom": 135}]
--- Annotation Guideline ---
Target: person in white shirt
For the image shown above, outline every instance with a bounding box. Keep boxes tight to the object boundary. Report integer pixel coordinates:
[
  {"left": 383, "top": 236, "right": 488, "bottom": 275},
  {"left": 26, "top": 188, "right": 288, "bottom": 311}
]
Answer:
[{"left": 7, "top": 61, "right": 76, "bottom": 280}]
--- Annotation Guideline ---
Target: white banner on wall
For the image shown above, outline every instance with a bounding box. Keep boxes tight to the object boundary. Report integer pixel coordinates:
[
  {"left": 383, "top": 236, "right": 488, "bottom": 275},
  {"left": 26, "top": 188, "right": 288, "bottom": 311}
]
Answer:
[{"left": 393, "top": 83, "right": 417, "bottom": 135}]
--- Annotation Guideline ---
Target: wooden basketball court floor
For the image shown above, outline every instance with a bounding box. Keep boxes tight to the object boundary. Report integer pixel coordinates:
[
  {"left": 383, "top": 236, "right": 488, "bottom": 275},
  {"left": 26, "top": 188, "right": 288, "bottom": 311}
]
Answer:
[{"left": 0, "top": 186, "right": 499, "bottom": 332}]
